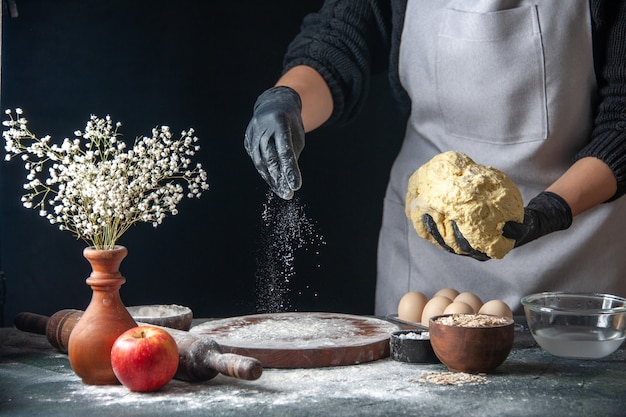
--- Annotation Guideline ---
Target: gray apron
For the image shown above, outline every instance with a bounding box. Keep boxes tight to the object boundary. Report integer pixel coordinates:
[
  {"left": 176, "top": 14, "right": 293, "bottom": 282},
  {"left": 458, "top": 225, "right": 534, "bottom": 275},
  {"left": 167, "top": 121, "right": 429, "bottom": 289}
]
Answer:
[{"left": 375, "top": 0, "right": 626, "bottom": 315}]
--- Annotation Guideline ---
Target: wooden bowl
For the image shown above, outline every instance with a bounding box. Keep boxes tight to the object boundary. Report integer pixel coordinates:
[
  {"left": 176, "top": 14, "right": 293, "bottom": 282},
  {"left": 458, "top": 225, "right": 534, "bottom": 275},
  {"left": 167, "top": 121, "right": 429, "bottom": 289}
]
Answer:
[
  {"left": 429, "top": 314, "right": 514, "bottom": 373},
  {"left": 127, "top": 304, "right": 193, "bottom": 331}
]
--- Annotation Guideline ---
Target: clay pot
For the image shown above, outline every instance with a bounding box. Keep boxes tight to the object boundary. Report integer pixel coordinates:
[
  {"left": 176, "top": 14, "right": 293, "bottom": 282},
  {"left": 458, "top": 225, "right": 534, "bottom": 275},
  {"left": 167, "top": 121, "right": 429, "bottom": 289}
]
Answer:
[
  {"left": 429, "top": 314, "right": 514, "bottom": 373},
  {"left": 67, "top": 246, "right": 137, "bottom": 385}
]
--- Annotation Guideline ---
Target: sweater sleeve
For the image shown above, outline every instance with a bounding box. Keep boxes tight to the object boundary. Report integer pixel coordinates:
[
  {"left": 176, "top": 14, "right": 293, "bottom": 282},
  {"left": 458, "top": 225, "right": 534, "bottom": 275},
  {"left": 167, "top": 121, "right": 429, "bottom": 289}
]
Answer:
[
  {"left": 281, "top": 0, "right": 392, "bottom": 126},
  {"left": 575, "top": 0, "right": 626, "bottom": 201}
]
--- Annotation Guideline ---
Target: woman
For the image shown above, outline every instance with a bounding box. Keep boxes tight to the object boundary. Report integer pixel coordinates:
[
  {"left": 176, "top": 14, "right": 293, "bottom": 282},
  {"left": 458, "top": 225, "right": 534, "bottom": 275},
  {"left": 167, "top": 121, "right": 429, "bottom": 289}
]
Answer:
[{"left": 244, "top": 1, "right": 626, "bottom": 314}]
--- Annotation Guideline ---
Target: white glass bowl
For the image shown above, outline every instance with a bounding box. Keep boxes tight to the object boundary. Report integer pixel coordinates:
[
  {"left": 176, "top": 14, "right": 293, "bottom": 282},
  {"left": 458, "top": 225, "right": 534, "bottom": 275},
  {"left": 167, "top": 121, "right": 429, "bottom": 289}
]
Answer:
[{"left": 521, "top": 292, "right": 626, "bottom": 359}]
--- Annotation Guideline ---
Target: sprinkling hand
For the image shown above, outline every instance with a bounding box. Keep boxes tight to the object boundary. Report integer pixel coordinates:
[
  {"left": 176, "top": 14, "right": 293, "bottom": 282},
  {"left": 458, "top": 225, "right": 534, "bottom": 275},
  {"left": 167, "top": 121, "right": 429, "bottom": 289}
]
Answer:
[{"left": 244, "top": 86, "right": 305, "bottom": 200}]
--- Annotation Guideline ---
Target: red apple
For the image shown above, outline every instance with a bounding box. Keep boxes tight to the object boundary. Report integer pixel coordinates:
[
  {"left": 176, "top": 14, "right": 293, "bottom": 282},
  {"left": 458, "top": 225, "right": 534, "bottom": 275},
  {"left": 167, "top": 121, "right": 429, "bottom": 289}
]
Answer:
[{"left": 111, "top": 325, "right": 179, "bottom": 392}]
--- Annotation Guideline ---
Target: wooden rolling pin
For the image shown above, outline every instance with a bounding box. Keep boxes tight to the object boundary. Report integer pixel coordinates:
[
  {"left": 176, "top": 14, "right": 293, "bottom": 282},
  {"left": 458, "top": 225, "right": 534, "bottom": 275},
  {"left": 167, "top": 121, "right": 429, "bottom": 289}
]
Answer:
[{"left": 14, "top": 310, "right": 263, "bottom": 382}]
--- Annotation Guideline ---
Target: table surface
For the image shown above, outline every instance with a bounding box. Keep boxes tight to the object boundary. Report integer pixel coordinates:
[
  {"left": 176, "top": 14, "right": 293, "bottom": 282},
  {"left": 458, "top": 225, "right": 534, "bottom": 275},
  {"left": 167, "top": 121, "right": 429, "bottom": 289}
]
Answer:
[{"left": 1, "top": 317, "right": 625, "bottom": 417}]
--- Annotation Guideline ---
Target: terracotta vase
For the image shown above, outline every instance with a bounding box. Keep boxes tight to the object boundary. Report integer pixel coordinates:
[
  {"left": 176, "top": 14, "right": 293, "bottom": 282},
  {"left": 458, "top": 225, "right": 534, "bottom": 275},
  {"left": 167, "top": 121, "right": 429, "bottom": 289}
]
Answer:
[{"left": 67, "top": 245, "right": 137, "bottom": 385}]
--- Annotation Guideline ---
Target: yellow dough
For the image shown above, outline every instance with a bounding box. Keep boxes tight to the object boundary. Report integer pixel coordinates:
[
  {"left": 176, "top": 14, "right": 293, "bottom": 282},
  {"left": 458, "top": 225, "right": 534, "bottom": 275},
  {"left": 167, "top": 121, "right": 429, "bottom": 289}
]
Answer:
[{"left": 405, "top": 151, "right": 524, "bottom": 259}]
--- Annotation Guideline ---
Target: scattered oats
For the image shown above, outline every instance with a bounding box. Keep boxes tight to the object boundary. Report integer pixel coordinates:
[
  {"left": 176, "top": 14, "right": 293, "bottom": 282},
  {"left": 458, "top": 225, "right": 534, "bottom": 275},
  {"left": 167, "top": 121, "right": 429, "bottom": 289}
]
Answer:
[
  {"left": 435, "top": 313, "right": 510, "bottom": 327},
  {"left": 418, "top": 371, "right": 489, "bottom": 386}
]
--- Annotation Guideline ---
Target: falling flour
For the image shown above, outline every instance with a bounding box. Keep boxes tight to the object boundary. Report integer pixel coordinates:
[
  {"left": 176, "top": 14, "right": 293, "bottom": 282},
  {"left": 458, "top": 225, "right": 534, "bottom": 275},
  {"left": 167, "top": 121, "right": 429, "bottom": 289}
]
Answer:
[{"left": 255, "top": 191, "right": 325, "bottom": 313}]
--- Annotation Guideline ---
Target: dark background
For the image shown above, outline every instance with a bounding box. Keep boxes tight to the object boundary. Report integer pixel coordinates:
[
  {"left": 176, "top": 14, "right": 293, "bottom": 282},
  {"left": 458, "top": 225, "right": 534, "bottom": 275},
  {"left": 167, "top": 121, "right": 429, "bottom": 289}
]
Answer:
[{"left": 0, "top": 0, "right": 405, "bottom": 326}]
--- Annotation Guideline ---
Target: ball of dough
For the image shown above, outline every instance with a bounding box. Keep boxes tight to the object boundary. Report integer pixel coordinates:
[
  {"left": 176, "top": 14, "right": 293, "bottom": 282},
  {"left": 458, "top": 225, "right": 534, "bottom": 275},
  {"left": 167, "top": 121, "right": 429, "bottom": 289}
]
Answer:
[{"left": 405, "top": 151, "right": 524, "bottom": 259}]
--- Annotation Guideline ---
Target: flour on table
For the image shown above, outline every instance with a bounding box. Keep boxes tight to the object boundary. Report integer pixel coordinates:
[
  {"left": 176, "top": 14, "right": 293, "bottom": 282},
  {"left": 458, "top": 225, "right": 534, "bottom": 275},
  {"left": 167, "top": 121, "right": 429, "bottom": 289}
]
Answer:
[
  {"left": 191, "top": 312, "right": 399, "bottom": 349},
  {"left": 215, "top": 316, "right": 356, "bottom": 342}
]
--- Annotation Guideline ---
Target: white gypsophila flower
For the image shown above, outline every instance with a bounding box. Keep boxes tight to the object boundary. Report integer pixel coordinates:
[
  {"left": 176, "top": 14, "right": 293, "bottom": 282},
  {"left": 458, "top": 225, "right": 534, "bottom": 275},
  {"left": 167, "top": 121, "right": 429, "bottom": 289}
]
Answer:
[{"left": 2, "top": 109, "right": 210, "bottom": 249}]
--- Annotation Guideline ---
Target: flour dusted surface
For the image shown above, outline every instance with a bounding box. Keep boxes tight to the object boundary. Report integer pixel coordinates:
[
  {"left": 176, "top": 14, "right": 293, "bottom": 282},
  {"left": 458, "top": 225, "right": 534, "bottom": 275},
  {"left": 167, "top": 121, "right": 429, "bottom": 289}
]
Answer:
[
  {"left": 202, "top": 315, "right": 358, "bottom": 343},
  {"left": 189, "top": 312, "right": 399, "bottom": 368},
  {"left": 191, "top": 312, "right": 398, "bottom": 350}
]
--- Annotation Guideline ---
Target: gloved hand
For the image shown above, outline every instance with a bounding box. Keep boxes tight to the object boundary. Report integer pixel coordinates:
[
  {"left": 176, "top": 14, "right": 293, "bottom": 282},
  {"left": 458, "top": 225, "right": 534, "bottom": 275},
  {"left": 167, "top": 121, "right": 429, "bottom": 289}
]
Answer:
[
  {"left": 422, "top": 214, "right": 490, "bottom": 261},
  {"left": 502, "top": 191, "right": 573, "bottom": 247},
  {"left": 244, "top": 86, "right": 305, "bottom": 200}
]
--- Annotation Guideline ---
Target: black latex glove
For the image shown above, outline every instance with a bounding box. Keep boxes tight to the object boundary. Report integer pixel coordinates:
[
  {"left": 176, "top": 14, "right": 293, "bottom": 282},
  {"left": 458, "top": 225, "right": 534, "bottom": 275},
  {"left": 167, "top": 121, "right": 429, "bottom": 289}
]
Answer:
[
  {"left": 244, "top": 86, "right": 305, "bottom": 200},
  {"left": 422, "top": 214, "right": 490, "bottom": 261},
  {"left": 502, "top": 191, "right": 573, "bottom": 248}
]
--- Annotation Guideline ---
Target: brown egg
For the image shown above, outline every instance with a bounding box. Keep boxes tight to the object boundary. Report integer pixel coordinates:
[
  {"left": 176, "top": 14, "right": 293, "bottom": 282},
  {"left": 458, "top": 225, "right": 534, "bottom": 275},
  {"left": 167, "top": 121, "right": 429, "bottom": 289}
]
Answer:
[
  {"left": 397, "top": 291, "right": 429, "bottom": 323},
  {"left": 421, "top": 296, "right": 453, "bottom": 325},
  {"left": 433, "top": 288, "right": 459, "bottom": 300},
  {"left": 454, "top": 292, "right": 483, "bottom": 313},
  {"left": 479, "top": 299, "right": 513, "bottom": 319},
  {"left": 443, "top": 301, "right": 474, "bottom": 315}
]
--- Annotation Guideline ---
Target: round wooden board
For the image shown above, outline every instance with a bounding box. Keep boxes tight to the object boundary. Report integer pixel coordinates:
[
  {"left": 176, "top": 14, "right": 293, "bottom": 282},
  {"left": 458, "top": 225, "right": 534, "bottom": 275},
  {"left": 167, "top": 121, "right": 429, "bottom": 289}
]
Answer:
[{"left": 190, "top": 312, "right": 399, "bottom": 368}]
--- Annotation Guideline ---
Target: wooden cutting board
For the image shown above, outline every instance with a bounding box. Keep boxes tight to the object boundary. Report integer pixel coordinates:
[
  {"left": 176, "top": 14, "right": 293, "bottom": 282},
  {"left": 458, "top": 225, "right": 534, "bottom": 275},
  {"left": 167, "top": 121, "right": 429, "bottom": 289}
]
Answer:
[{"left": 190, "top": 312, "right": 399, "bottom": 368}]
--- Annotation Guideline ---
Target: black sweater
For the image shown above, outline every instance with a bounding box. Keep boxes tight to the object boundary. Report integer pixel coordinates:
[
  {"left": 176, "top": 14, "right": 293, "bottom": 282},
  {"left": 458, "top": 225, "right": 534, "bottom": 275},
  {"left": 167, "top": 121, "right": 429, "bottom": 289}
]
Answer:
[{"left": 283, "top": 0, "right": 626, "bottom": 200}]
